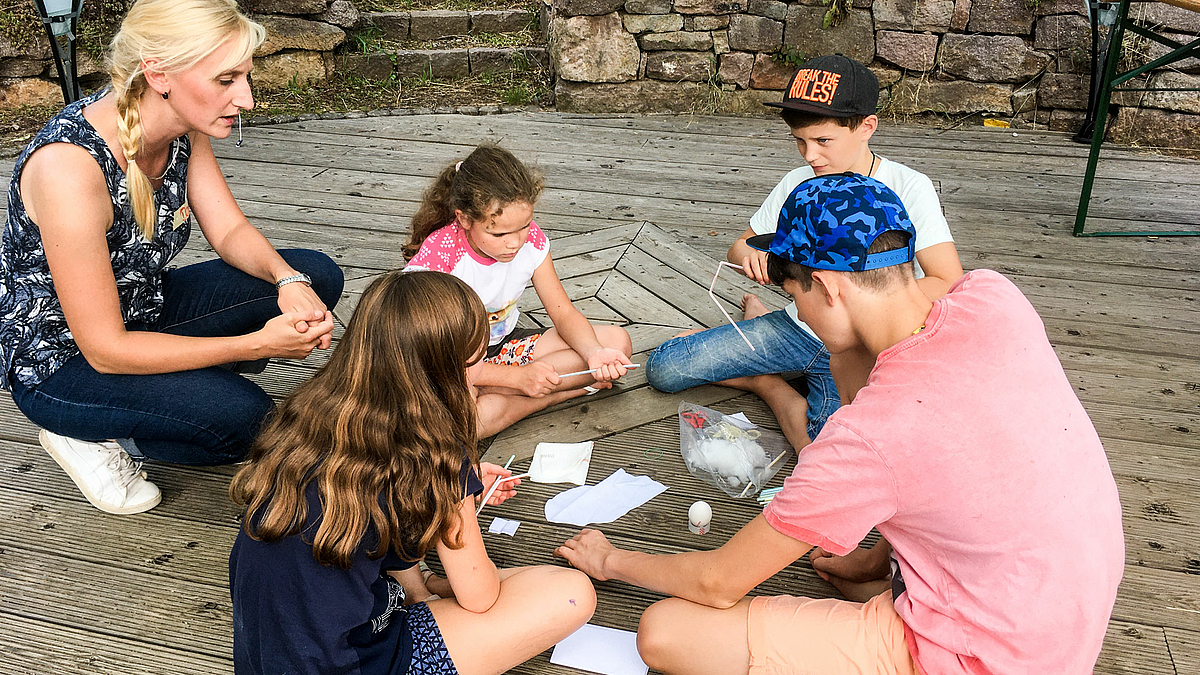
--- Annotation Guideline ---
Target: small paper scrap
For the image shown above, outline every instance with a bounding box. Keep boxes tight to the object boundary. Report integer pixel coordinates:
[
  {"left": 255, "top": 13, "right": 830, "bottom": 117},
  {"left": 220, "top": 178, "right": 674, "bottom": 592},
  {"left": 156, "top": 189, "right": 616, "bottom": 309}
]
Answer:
[
  {"left": 487, "top": 517, "right": 520, "bottom": 537},
  {"left": 545, "top": 469, "right": 667, "bottom": 527},
  {"left": 550, "top": 624, "right": 648, "bottom": 675}
]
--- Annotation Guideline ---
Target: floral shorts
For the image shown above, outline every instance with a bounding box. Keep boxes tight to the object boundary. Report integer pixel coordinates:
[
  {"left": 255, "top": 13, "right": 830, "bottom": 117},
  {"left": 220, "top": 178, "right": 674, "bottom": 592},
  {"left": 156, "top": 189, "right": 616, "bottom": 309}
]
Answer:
[
  {"left": 407, "top": 602, "right": 459, "bottom": 675},
  {"left": 484, "top": 328, "right": 544, "bottom": 366}
]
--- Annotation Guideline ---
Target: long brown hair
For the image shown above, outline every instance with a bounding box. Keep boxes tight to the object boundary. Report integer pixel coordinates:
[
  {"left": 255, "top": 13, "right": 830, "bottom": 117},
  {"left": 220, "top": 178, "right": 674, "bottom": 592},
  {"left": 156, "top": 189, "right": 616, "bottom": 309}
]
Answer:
[
  {"left": 403, "top": 144, "right": 544, "bottom": 259},
  {"left": 230, "top": 271, "right": 489, "bottom": 569}
]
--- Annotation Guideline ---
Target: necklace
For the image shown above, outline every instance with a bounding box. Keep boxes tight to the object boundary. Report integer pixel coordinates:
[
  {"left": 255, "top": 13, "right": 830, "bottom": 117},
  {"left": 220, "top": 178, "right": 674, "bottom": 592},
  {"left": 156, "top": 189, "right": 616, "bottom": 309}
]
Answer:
[
  {"left": 140, "top": 138, "right": 176, "bottom": 181},
  {"left": 867, "top": 151, "right": 879, "bottom": 177},
  {"left": 912, "top": 323, "right": 926, "bottom": 335}
]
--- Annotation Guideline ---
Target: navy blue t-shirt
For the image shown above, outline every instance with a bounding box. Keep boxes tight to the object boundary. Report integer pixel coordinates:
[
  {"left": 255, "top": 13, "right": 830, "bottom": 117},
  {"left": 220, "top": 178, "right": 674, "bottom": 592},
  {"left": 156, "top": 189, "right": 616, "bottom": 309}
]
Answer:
[{"left": 229, "top": 458, "right": 484, "bottom": 675}]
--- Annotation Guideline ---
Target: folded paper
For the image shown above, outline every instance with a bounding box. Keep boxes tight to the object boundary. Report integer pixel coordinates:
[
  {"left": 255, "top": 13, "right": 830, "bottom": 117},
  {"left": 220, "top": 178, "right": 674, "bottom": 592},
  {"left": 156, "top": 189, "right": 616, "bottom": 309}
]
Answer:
[{"left": 487, "top": 517, "right": 520, "bottom": 537}]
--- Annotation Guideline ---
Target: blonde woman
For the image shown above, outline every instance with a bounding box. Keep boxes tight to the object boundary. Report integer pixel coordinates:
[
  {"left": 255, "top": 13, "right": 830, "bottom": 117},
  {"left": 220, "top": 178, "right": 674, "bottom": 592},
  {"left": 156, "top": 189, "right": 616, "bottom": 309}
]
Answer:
[{"left": 0, "top": 0, "right": 343, "bottom": 515}]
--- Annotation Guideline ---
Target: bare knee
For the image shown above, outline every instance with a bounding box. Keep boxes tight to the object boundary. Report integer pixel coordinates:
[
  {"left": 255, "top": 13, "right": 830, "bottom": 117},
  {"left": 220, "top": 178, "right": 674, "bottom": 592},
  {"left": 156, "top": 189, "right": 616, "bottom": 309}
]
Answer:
[
  {"left": 636, "top": 599, "right": 687, "bottom": 669},
  {"left": 597, "top": 325, "right": 633, "bottom": 357},
  {"left": 541, "top": 566, "right": 597, "bottom": 629}
]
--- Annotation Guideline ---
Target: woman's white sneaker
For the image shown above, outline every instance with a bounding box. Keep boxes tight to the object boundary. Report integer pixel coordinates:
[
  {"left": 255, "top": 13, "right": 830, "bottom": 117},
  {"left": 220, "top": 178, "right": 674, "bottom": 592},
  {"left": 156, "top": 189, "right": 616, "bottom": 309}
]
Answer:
[{"left": 39, "top": 429, "right": 162, "bottom": 515}]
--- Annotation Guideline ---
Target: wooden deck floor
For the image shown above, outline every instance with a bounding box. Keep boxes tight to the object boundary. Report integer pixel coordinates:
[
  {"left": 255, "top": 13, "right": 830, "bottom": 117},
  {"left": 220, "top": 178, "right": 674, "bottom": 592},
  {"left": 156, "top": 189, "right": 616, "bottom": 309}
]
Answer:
[{"left": 2, "top": 113, "right": 1198, "bottom": 674}]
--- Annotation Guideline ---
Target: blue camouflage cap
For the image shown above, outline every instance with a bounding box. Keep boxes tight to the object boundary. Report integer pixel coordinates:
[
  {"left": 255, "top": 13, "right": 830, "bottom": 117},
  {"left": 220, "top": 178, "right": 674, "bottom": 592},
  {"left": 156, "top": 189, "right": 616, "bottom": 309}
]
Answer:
[{"left": 746, "top": 173, "right": 916, "bottom": 272}]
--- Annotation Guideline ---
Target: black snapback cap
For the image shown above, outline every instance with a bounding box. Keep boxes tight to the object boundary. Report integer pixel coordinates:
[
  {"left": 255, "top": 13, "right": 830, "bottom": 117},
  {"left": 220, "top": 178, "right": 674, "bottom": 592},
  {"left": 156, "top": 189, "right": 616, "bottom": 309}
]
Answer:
[{"left": 765, "top": 54, "right": 880, "bottom": 117}]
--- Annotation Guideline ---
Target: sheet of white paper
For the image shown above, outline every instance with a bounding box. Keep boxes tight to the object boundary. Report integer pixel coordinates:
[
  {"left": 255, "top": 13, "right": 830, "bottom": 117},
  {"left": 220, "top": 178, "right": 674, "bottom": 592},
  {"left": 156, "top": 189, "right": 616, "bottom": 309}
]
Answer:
[
  {"left": 550, "top": 624, "right": 648, "bottom": 675},
  {"left": 530, "top": 441, "right": 593, "bottom": 485},
  {"left": 726, "top": 412, "right": 756, "bottom": 429},
  {"left": 487, "top": 517, "right": 520, "bottom": 536},
  {"left": 544, "top": 469, "right": 668, "bottom": 526}
]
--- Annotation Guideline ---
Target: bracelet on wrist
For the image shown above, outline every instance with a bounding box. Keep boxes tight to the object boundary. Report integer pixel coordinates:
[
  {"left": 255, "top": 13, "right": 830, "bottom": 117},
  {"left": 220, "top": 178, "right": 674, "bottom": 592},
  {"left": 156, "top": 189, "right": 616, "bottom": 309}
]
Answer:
[{"left": 275, "top": 272, "right": 312, "bottom": 289}]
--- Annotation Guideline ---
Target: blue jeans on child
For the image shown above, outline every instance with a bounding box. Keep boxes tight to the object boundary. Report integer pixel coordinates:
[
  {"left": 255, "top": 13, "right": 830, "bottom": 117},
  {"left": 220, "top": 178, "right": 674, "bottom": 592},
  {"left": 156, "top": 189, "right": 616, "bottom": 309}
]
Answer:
[
  {"left": 9, "top": 249, "right": 343, "bottom": 465},
  {"left": 644, "top": 308, "right": 839, "bottom": 440}
]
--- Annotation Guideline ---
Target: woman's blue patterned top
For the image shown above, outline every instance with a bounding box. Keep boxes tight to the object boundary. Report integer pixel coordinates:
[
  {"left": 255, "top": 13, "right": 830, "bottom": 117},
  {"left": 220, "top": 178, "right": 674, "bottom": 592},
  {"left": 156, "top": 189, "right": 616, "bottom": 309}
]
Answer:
[{"left": 0, "top": 89, "right": 192, "bottom": 391}]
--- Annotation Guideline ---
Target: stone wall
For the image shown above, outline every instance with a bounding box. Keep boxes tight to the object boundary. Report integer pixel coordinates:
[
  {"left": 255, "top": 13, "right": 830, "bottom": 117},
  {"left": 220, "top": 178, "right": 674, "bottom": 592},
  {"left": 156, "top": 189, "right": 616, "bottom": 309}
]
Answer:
[
  {"left": 546, "top": 0, "right": 1200, "bottom": 146},
  {"left": 0, "top": 0, "right": 357, "bottom": 109},
  {"left": 0, "top": 1, "right": 543, "bottom": 108}
]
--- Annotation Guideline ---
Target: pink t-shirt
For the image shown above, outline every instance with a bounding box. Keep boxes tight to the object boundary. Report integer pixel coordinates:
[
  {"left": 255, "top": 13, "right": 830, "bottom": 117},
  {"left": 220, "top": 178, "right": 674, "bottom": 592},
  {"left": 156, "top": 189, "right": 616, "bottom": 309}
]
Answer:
[
  {"left": 764, "top": 269, "right": 1124, "bottom": 674},
  {"left": 404, "top": 221, "right": 550, "bottom": 346}
]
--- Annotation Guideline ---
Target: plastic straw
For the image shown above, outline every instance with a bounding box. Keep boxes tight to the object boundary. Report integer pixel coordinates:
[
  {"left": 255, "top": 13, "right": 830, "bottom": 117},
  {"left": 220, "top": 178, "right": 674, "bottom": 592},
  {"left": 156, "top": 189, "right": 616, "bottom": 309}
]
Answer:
[
  {"left": 559, "top": 364, "right": 640, "bottom": 379},
  {"left": 711, "top": 262, "right": 755, "bottom": 351},
  {"left": 476, "top": 456, "right": 518, "bottom": 515}
]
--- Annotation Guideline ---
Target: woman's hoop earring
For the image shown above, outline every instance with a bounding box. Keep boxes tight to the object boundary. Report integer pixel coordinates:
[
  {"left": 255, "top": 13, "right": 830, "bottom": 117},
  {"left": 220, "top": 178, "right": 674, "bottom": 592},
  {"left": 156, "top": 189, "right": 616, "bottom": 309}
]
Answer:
[{"left": 162, "top": 91, "right": 169, "bottom": 100}]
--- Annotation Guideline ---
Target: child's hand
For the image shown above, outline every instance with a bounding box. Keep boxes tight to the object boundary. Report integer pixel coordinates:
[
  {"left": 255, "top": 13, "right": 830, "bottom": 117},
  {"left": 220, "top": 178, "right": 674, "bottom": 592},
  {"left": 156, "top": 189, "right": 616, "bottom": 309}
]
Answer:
[
  {"left": 740, "top": 249, "right": 771, "bottom": 285},
  {"left": 478, "top": 461, "right": 520, "bottom": 506},
  {"left": 586, "top": 348, "right": 634, "bottom": 383},
  {"left": 518, "top": 361, "right": 561, "bottom": 397}
]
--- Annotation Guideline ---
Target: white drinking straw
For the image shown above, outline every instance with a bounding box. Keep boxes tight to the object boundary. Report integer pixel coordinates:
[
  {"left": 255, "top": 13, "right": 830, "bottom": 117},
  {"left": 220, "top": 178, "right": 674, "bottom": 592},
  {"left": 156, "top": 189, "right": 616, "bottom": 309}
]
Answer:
[
  {"left": 711, "top": 262, "right": 756, "bottom": 351},
  {"left": 558, "top": 364, "right": 641, "bottom": 379},
  {"left": 476, "top": 456, "right": 523, "bottom": 515}
]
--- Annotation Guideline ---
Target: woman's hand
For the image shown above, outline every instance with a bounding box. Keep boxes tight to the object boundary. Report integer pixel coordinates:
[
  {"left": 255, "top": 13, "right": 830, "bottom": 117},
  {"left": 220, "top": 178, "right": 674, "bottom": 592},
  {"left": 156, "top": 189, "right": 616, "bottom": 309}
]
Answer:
[
  {"left": 586, "top": 348, "right": 634, "bottom": 383},
  {"left": 477, "top": 461, "right": 520, "bottom": 506},
  {"left": 255, "top": 310, "right": 335, "bottom": 359},
  {"left": 277, "top": 281, "right": 332, "bottom": 350},
  {"left": 518, "top": 361, "right": 561, "bottom": 397}
]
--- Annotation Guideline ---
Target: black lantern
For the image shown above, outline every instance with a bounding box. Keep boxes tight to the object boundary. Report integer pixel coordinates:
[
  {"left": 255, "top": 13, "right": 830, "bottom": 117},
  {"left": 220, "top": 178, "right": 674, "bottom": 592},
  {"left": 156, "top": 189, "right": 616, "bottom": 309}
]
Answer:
[{"left": 32, "top": 0, "right": 84, "bottom": 104}]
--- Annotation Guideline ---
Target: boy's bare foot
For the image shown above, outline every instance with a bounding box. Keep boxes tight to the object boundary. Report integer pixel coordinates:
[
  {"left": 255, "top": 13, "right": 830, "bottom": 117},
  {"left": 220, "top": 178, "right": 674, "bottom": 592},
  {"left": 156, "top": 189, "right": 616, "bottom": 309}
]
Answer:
[
  {"left": 810, "top": 546, "right": 890, "bottom": 583},
  {"left": 810, "top": 545, "right": 892, "bottom": 602},
  {"left": 719, "top": 372, "right": 788, "bottom": 396},
  {"left": 741, "top": 294, "right": 769, "bottom": 320},
  {"left": 822, "top": 575, "right": 891, "bottom": 603},
  {"left": 717, "top": 373, "right": 813, "bottom": 451}
]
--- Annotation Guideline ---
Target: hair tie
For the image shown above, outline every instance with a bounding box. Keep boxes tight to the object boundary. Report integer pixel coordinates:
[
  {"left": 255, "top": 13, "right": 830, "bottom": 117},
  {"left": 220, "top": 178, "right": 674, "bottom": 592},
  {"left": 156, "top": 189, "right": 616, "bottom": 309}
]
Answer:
[{"left": 455, "top": 161, "right": 463, "bottom": 172}]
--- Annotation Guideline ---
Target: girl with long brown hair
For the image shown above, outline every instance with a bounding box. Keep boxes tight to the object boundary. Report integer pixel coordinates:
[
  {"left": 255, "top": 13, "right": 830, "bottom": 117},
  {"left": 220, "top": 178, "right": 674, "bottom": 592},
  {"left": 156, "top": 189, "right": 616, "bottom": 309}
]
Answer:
[
  {"left": 1, "top": 0, "right": 342, "bottom": 515},
  {"left": 229, "top": 270, "right": 596, "bottom": 675},
  {"left": 403, "top": 144, "right": 634, "bottom": 437}
]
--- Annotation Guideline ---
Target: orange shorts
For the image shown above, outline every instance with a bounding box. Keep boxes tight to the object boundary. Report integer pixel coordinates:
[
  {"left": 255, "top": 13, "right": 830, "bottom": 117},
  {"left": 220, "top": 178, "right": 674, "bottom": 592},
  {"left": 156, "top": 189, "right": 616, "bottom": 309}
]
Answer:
[{"left": 746, "top": 591, "right": 920, "bottom": 675}]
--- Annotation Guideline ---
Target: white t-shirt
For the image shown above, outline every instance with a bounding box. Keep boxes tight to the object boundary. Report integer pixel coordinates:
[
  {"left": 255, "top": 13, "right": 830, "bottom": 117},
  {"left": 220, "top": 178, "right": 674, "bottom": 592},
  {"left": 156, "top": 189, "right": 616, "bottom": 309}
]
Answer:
[
  {"left": 404, "top": 221, "right": 550, "bottom": 346},
  {"left": 749, "top": 157, "right": 954, "bottom": 338}
]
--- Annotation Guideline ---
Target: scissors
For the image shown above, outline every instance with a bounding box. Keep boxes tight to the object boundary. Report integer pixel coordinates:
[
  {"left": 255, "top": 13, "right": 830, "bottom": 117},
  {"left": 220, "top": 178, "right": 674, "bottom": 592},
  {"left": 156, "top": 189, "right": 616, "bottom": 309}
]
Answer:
[{"left": 680, "top": 411, "right": 707, "bottom": 429}]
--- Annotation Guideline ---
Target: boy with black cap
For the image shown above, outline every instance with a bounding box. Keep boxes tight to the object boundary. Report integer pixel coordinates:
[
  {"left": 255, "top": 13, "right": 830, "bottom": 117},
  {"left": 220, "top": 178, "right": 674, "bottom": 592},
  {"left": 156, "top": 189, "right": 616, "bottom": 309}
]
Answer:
[
  {"left": 557, "top": 174, "right": 1123, "bottom": 675},
  {"left": 645, "top": 55, "right": 964, "bottom": 450}
]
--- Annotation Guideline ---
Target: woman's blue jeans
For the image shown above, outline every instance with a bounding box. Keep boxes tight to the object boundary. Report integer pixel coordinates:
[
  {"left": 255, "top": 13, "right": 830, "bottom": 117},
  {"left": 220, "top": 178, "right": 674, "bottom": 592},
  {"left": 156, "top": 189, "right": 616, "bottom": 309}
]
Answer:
[
  {"left": 644, "top": 308, "right": 839, "bottom": 440},
  {"left": 9, "top": 250, "right": 343, "bottom": 465}
]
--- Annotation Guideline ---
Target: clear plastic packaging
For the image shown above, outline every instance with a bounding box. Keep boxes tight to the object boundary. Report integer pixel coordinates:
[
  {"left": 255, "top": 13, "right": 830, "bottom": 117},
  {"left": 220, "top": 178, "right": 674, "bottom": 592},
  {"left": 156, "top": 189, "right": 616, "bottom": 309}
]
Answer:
[{"left": 678, "top": 401, "right": 792, "bottom": 498}]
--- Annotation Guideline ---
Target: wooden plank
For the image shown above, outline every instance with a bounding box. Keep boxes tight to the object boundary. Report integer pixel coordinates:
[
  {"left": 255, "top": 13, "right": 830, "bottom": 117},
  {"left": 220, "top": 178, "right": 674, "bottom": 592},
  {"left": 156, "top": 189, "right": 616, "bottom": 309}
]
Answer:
[
  {"left": 550, "top": 222, "right": 642, "bottom": 258},
  {"left": 1165, "top": 627, "right": 1200, "bottom": 674},
  {"left": 634, "top": 222, "right": 791, "bottom": 310},
  {"left": 1096, "top": 621, "right": 1177, "bottom": 675},
  {"left": 252, "top": 116, "right": 1200, "bottom": 185},
  {"left": 1, "top": 613, "right": 232, "bottom": 675},
  {"left": 1115, "top": 565, "right": 1200, "bottom": 632},
  {"left": 229, "top": 133, "right": 1200, "bottom": 223},
  {"left": 518, "top": 269, "right": 610, "bottom": 313},
  {"left": 0, "top": 485, "right": 234, "bottom": 586},
  {"left": 596, "top": 272, "right": 701, "bottom": 329},
  {"left": 1, "top": 543, "right": 233, "bottom": 657},
  {"left": 615, "top": 244, "right": 738, "bottom": 328},
  {"left": 531, "top": 296, "right": 627, "bottom": 324}
]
